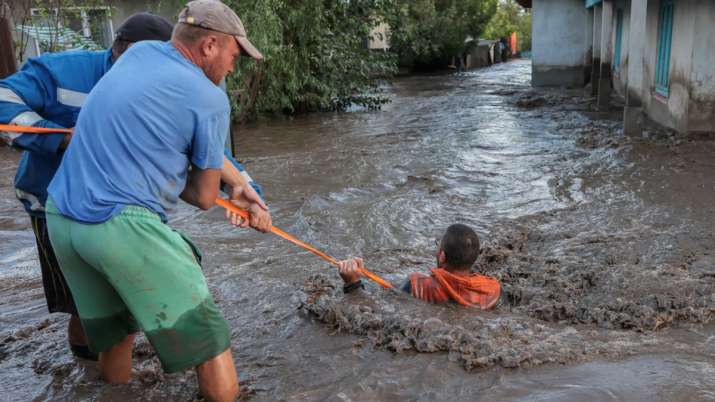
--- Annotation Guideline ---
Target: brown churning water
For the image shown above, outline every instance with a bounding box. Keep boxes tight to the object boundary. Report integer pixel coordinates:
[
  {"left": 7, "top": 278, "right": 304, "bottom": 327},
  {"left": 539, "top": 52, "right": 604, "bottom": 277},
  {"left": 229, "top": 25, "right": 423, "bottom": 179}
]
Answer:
[{"left": 0, "top": 60, "right": 713, "bottom": 400}]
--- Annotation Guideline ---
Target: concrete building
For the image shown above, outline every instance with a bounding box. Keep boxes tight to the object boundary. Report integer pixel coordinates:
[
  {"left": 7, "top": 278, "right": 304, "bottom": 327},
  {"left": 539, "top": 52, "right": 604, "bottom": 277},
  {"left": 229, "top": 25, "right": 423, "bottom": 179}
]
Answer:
[{"left": 529, "top": 0, "right": 715, "bottom": 134}]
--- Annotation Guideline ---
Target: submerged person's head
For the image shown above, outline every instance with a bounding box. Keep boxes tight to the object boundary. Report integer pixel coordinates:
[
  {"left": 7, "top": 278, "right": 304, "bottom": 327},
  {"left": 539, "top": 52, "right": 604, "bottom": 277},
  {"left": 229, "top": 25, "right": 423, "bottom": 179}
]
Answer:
[
  {"left": 172, "top": 0, "right": 263, "bottom": 84},
  {"left": 111, "top": 12, "right": 174, "bottom": 60},
  {"left": 436, "top": 224, "right": 480, "bottom": 271}
]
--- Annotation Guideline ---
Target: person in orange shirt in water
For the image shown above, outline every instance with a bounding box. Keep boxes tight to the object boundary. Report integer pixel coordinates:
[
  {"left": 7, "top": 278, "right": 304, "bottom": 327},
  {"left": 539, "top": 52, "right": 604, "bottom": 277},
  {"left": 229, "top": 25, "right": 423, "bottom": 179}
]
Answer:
[{"left": 338, "top": 224, "right": 500, "bottom": 309}]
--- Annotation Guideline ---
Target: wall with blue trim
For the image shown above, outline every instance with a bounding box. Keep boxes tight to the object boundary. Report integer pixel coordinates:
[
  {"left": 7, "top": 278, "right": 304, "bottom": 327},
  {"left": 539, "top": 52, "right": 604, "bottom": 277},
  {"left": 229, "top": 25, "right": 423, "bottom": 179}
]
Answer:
[{"left": 611, "top": 0, "right": 630, "bottom": 98}]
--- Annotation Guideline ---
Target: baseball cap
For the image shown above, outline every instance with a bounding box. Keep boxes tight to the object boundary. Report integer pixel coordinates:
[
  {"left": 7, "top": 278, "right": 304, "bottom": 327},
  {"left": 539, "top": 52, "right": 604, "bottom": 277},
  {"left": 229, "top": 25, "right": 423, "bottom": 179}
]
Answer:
[
  {"left": 115, "top": 12, "right": 173, "bottom": 42},
  {"left": 177, "top": 0, "right": 263, "bottom": 60}
]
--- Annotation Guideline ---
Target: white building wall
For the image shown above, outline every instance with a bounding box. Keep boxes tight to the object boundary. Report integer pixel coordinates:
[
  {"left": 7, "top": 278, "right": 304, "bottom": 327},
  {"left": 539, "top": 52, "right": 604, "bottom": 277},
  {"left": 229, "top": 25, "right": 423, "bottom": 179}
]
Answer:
[
  {"left": 541, "top": 0, "right": 715, "bottom": 133},
  {"left": 625, "top": 0, "right": 647, "bottom": 99},
  {"left": 687, "top": 0, "right": 715, "bottom": 131},
  {"left": 532, "top": 0, "right": 589, "bottom": 87}
]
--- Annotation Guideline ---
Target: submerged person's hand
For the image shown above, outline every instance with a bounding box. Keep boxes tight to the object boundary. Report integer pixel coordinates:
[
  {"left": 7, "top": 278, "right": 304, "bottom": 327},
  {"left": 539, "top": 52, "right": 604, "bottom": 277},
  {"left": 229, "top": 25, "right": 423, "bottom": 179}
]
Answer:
[{"left": 338, "top": 257, "right": 363, "bottom": 284}]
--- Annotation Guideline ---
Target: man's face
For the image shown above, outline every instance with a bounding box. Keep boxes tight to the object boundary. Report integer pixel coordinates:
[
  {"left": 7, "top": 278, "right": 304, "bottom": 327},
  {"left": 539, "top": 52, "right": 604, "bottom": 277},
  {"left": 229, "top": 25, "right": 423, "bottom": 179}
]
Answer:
[{"left": 203, "top": 34, "right": 240, "bottom": 85}]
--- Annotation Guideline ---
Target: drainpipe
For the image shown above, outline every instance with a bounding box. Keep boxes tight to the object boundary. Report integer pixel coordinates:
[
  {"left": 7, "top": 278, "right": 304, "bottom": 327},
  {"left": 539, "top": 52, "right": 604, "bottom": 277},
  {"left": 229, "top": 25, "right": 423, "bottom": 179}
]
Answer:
[
  {"left": 591, "top": 4, "right": 602, "bottom": 96},
  {"left": 584, "top": 7, "right": 594, "bottom": 87},
  {"left": 597, "top": 0, "right": 614, "bottom": 110}
]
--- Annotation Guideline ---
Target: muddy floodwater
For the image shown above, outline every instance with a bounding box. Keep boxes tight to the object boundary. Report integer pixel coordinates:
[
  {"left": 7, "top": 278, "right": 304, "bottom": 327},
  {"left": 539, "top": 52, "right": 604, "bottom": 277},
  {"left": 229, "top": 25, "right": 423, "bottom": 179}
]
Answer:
[{"left": 1, "top": 60, "right": 714, "bottom": 401}]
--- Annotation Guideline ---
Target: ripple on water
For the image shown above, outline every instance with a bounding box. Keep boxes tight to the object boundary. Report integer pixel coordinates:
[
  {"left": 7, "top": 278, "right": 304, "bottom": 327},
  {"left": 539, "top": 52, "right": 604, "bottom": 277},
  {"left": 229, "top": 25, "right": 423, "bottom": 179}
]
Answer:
[{"left": 1, "top": 60, "right": 713, "bottom": 401}]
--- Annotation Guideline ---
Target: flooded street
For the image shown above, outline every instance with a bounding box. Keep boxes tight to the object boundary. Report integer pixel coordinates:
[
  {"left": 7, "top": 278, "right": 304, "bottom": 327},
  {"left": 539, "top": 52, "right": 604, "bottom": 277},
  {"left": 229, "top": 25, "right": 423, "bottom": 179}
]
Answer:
[{"left": 1, "top": 60, "right": 713, "bottom": 401}]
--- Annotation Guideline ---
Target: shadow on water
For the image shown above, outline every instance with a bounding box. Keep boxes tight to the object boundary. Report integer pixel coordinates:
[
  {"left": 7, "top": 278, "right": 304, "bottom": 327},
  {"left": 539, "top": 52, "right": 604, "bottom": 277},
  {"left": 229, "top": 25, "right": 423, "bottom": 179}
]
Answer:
[{"left": 0, "top": 60, "right": 713, "bottom": 401}]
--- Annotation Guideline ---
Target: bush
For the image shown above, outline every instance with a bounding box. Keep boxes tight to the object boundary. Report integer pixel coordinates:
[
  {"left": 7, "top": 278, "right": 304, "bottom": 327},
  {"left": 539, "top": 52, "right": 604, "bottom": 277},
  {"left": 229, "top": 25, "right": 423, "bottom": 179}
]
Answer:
[
  {"left": 157, "top": 0, "right": 499, "bottom": 120},
  {"left": 385, "top": 0, "right": 497, "bottom": 70},
  {"left": 225, "top": 0, "right": 397, "bottom": 121},
  {"left": 482, "top": 0, "right": 531, "bottom": 51}
]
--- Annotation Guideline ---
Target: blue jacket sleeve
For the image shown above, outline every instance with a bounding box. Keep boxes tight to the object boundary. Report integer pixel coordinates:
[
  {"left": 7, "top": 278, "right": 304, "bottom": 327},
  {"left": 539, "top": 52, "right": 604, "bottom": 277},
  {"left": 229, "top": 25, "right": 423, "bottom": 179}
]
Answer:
[
  {"left": 0, "top": 58, "right": 66, "bottom": 155},
  {"left": 222, "top": 148, "right": 264, "bottom": 198}
]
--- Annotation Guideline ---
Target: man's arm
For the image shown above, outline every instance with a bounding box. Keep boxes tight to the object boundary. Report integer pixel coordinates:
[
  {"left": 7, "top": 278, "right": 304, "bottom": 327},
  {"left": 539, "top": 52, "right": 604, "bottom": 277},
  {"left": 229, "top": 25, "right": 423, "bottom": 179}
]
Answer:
[
  {"left": 221, "top": 155, "right": 272, "bottom": 232},
  {"left": 222, "top": 149, "right": 264, "bottom": 198},
  {"left": 339, "top": 258, "right": 412, "bottom": 295},
  {"left": 180, "top": 166, "right": 221, "bottom": 210},
  {"left": 0, "top": 58, "right": 70, "bottom": 154},
  {"left": 220, "top": 154, "right": 249, "bottom": 201},
  {"left": 189, "top": 109, "right": 270, "bottom": 231}
]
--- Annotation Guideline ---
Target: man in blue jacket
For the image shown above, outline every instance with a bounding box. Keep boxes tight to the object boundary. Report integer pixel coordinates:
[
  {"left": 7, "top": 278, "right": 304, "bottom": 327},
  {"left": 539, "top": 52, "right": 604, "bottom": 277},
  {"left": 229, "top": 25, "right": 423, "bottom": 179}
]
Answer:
[{"left": 0, "top": 13, "right": 176, "bottom": 360}]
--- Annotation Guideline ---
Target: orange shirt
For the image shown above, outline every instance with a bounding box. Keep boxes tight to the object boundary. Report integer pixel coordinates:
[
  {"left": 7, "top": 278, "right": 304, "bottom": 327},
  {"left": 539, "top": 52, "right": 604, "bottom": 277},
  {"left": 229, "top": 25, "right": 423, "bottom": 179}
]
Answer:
[{"left": 408, "top": 268, "right": 500, "bottom": 309}]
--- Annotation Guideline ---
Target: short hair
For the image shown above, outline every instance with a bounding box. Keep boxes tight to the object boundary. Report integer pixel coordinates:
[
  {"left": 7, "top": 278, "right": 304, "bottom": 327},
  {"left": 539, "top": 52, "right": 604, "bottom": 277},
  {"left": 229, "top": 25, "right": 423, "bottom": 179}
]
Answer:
[
  {"left": 440, "top": 224, "right": 480, "bottom": 268},
  {"left": 172, "top": 22, "right": 215, "bottom": 44},
  {"left": 111, "top": 38, "right": 133, "bottom": 57}
]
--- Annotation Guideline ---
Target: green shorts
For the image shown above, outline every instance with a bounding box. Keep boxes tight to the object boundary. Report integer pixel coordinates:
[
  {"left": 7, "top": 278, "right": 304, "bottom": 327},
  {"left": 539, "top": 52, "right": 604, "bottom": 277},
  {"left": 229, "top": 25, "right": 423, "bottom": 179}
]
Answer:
[{"left": 46, "top": 199, "right": 230, "bottom": 373}]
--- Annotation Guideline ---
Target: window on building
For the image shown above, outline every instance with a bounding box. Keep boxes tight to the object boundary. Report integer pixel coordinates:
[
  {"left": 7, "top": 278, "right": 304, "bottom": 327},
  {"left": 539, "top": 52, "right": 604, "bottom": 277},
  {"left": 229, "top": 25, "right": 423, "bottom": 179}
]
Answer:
[
  {"left": 613, "top": 9, "right": 624, "bottom": 72},
  {"left": 655, "top": 0, "right": 674, "bottom": 97}
]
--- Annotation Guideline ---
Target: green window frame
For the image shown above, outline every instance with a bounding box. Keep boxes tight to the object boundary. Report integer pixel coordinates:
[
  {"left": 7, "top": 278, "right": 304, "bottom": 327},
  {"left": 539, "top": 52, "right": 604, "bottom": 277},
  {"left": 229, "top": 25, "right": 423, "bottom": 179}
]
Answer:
[
  {"left": 613, "top": 9, "right": 624, "bottom": 72},
  {"left": 655, "top": 0, "right": 674, "bottom": 97}
]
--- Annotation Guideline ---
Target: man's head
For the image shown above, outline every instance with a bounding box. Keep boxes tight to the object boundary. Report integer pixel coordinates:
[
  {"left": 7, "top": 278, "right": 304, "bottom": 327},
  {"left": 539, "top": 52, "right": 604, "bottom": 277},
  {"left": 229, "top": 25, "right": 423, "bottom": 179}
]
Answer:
[
  {"left": 173, "top": 0, "right": 263, "bottom": 85},
  {"left": 111, "top": 12, "right": 173, "bottom": 60},
  {"left": 436, "top": 224, "right": 481, "bottom": 271}
]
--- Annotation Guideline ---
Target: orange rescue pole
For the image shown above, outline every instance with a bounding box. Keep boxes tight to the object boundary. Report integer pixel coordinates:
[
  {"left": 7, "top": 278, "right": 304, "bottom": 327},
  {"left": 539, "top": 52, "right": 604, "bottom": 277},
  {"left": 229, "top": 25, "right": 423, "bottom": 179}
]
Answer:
[
  {"left": 0, "top": 125, "right": 394, "bottom": 288},
  {"left": 0, "top": 124, "right": 72, "bottom": 134},
  {"left": 216, "top": 198, "right": 394, "bottom": 289}
]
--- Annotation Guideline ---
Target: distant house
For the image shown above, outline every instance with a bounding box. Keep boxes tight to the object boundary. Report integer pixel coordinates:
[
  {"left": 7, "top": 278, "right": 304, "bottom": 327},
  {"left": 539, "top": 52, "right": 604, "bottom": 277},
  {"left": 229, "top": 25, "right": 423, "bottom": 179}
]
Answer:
[
  {"left": 367, "top": 21, "right": 390, "bottom": 51},
  {"left": 528, "top": 0, "right": 715, "bottom": 134},
  {"left": 464, "top": 38, "right": 499, "bottom": 69}
]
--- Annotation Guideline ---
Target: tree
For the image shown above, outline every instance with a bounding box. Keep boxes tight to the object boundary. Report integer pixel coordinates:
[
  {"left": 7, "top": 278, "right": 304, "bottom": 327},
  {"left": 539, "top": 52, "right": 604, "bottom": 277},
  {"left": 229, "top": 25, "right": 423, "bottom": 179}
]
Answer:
[
  {"left": 482, "top": 0, "right": 531, "bottom": 51},
  {"left": 384, "top": 0, "right": 497, "bottom": 70},
  {"left": 224, "top": 0, "right": 396, "bottom": 121}
]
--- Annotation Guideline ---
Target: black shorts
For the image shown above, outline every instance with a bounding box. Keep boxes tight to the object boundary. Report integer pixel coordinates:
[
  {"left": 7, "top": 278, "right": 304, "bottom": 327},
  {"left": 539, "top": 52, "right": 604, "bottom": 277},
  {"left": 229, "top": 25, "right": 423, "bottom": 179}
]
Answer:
[{"left": 30, "top": 215, "right": 78, "bottom": 315}]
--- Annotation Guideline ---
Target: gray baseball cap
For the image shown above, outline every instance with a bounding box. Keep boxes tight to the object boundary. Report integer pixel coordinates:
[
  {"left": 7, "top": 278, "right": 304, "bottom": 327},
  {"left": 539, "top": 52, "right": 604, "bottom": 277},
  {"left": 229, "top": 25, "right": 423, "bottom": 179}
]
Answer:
[{"left": 178, "top": 0, "right": 263, "bottom": 60}]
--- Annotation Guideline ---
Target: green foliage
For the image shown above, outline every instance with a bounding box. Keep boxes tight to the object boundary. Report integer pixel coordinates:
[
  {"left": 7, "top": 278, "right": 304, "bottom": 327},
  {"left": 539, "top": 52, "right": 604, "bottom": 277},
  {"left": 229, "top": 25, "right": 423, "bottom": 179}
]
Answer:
[
  {"left": 224, "top": 0, "right": 397, "bottom": 121},
  {"left": 384, "top": 0, "right": 497, "bottom": 69},
  {"left": 17, "top": 0, "right": 503, "bottom": 119},
  {"left": 224, "top": 0, "right": 499, "bottom": 119},
  {"left": 482, "top": 0, "right": 531, "bottom": 51}
]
